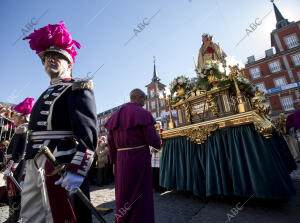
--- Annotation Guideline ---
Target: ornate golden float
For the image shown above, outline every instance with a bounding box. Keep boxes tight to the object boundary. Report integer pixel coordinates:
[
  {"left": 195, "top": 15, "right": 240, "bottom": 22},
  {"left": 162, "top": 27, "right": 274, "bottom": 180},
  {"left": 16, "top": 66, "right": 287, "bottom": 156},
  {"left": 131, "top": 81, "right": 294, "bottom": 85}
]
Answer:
[
  {"left": 162, "top": 36, "right": 277, "bottom": 144},
  {"left": 159, "top": 33, "right": 296, "bottom": 199}
]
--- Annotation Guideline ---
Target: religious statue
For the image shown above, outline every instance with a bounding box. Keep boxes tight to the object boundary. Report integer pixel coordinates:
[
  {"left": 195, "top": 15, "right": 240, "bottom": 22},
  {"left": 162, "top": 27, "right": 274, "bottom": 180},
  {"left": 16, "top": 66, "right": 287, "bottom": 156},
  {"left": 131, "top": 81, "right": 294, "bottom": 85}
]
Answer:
[{"left": 196, "top": 34, "right": 227, "bottom": 73}]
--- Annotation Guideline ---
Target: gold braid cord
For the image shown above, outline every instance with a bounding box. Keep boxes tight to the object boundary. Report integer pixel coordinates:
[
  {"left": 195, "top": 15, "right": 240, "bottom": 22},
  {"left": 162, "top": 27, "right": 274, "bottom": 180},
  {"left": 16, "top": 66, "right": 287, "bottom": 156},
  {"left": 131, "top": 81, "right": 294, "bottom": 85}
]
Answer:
[{"left": 180, "top": 124, "right": 219, "bottom": 144}]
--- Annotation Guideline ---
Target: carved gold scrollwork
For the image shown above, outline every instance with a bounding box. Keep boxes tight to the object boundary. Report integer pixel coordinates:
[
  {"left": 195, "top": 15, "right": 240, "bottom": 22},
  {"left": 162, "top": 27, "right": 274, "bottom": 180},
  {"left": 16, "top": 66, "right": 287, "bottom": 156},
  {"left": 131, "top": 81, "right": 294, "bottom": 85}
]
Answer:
[
  {"left": 183, "top": 103, "right": 191, "bottom": 122},
  {"left": 273, "top": 113, "right": 286, "bottom": 136},
  {"left": 253, "top": 114, "right": 274, "bottom": 139},
  {"left": 251, "top": 91, "right": 275, "bottom": 138},
  {"left": 251, "top": 91, "right": 270, "bottom": 116},
  {"left": 180, "top": 124, "right": 219, "bottom": 144}
]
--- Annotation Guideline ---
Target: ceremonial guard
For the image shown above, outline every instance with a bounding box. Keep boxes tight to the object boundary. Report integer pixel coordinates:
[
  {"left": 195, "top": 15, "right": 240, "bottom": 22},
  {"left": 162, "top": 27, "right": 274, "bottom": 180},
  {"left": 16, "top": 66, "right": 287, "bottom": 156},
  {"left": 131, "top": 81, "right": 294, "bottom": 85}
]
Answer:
[
  {"left": 3, "top": 97, "right": 34, "bottom": 223},
  {"left": 21, "top": 21, "right": 98, "bottom": 223}
]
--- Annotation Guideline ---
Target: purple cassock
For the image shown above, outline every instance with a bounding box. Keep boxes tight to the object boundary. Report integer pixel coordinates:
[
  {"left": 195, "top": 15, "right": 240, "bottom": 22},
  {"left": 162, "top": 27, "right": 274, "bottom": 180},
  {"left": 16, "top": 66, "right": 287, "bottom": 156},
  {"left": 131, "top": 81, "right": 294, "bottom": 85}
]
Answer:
[
  {"left": 105, "top": 102, "right": 161, "bottom": 223},
  {"left": 287, "top": 108, "right": 300, "bottom": 131}
]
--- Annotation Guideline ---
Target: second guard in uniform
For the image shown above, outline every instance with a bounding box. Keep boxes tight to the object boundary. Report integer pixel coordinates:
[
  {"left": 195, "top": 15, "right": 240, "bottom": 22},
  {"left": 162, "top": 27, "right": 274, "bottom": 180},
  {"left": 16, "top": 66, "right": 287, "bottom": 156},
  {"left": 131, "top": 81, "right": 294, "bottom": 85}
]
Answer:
[{"left": 3, "top": 97, "right": 34, "bottom": 223}]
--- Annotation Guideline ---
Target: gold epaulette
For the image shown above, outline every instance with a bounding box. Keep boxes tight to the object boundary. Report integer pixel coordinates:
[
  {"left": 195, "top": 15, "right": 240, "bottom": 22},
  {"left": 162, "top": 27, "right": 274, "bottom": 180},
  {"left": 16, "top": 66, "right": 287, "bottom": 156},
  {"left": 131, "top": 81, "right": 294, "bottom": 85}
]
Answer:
[
  {"left": 15, "top": 125, "right": 28, "bottom": 134},
  {"left": 72, "top": 79, "right": 94, "bottom": 91}
]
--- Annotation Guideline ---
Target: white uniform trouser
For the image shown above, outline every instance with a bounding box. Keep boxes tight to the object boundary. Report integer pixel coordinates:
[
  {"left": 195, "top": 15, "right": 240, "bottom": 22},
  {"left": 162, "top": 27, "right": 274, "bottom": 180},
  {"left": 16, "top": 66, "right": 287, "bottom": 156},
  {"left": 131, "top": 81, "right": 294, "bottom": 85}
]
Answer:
[{"left": 20, "top": 156, "right": 53, "bottom": 223}]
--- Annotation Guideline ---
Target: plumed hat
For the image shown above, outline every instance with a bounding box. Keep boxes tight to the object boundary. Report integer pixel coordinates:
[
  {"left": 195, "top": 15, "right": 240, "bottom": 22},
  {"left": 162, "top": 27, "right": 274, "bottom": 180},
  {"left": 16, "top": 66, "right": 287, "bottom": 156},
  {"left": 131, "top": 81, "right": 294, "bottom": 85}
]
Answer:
[
  {"left": 23, "top": 21, "right": 81, "bottom": 63},
  {"left": 14, "top": 97, "right": 35, "bottom": 116}
]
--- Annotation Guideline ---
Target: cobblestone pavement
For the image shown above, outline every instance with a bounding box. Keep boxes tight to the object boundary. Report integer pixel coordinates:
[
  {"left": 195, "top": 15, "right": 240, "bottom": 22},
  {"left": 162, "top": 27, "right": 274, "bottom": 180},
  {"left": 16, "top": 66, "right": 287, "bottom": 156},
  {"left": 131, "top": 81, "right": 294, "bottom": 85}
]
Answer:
[
  {"left": 1, "top": 163, "right": 300, "bottom": 223},
  {"left": 92, "top": 163, "right": 300, "bottom": 223}
]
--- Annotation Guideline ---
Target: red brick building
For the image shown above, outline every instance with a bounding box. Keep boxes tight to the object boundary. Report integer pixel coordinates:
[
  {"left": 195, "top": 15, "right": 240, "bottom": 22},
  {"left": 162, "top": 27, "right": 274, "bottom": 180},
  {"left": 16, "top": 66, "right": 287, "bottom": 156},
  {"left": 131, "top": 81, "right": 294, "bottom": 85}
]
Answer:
[
  {"left": 97, "top": 104, "right": 125, "bottom": 137},
  {"left": 145, "top": 60, "right": 175, "bottom": 129},
  {"left": 244, "top": 2, "right": 300, "bottom": 117}
]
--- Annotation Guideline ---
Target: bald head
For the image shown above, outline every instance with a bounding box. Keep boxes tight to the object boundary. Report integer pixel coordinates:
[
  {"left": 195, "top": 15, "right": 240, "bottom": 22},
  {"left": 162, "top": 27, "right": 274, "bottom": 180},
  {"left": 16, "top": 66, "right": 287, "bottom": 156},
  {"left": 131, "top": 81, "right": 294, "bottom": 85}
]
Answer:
[
  {"left": 294, "top": 99, "right": 300, "bottom": 109},
  {"left": 130, "top": 89, "right": 146, "bottom": 107}
]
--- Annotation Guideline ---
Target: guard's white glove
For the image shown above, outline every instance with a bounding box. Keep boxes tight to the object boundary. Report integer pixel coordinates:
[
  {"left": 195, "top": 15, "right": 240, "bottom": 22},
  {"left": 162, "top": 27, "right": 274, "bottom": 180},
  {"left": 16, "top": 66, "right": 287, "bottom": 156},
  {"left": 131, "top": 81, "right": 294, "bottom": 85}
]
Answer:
[
  {"left": 3, "top": 168, "right": 12, "bottom": 177},
  {"left": 4, "top": 160, "right": 14, "bottom": 177},
  {"left": 54, "top": 172, "right": 84, "bottom": 194}
]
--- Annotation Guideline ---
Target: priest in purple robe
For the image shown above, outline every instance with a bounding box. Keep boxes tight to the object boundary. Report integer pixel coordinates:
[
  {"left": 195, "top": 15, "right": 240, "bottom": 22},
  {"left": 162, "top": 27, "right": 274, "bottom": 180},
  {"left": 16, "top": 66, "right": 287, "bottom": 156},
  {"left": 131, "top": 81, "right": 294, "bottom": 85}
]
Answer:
[
  {"left": 105, "top": 89, "right": 161, "bottom": 223},
  {"left": 286, "top": 99, "right": 300, "bottom": 161}
]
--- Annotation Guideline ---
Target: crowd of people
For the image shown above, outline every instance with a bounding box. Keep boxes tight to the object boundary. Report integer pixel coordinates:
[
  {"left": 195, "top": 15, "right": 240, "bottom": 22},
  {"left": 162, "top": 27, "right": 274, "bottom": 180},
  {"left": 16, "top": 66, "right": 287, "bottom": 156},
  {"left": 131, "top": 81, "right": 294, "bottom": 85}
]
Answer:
[
  {"left": 0, "top": 106, "right": 15, "bottom": 207},
  {"left": 88, "top": 136, "right": 114, "bottom": 187}
]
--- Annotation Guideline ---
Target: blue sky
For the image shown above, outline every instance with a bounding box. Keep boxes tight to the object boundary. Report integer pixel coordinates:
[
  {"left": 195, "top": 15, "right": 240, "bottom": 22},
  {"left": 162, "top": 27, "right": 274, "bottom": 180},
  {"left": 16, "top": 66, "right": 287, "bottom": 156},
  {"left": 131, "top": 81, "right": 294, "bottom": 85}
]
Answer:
[{"left": 0, "top": 0, "right": 299, "bottom": 113}]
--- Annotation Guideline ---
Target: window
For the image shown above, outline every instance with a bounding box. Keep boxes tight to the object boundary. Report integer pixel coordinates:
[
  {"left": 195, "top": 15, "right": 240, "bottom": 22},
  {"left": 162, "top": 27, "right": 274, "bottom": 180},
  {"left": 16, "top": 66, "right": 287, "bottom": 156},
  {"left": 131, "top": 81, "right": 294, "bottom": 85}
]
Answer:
[
  {"left": 151, "top": 101, "right": 156, "bottom": 110},
  {"left": 280, "top": 96, "right": 294, "bottom": 111},
  {"left": 160, "top": 98, "right": 165, "bottom": 107},
  {"left": 150, "top": 89, "right": 155, "bottom": 98},
  {"left": 284, "top": 34, "right": 299, "bottom": 49},
  {"left": 274, "top": 77, "right": 287, "bottom": 87},
  {"left": 291, "top": 53, "right": 300, "bottom": 67},
  {"left": 256, "top": 82, "right": 266, "bottom": 92},
  {"left": 249, "top": 67, "right": 261, "bottom": 79},
  {"left": 152, "top": 112, "right": 157, "bottom": 118},
  {"left": 268, "top": 60, "right": 281, "bottom": 73}
]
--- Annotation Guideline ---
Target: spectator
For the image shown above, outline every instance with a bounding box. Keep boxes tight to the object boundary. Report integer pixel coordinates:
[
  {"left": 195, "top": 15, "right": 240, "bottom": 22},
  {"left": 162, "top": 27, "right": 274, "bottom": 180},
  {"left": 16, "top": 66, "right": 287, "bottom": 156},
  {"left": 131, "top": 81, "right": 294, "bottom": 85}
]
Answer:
[
  {"left": 150, "top": 121, "right": 165, "bottom": 192},
  {"left": 95, "top": 136, "right": 109, "bottom": 186}
]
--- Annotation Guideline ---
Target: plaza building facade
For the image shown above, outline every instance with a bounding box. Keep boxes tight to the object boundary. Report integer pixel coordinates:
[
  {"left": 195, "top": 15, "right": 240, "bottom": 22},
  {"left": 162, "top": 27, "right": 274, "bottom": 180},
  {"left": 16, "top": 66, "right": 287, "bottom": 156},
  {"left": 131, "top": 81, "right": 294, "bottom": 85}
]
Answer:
[{"left": 244, "top": 2, "right": 300, "bottom": 117}]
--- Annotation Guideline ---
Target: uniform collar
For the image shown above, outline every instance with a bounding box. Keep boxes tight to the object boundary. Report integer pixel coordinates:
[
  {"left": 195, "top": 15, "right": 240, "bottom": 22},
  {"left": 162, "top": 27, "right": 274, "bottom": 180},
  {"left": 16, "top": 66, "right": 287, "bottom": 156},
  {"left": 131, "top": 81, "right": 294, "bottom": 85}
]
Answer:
[
  {"left": 50, "top": 78, "right": 72, "bottom": 86},
  {"left": 50, "top": 74, "right": 72, "bottom": 85}
]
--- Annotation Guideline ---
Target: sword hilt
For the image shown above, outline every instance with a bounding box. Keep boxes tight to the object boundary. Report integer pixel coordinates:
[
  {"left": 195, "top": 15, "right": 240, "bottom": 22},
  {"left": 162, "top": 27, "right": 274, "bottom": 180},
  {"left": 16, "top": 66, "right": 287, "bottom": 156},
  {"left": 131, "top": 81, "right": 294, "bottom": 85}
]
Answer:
[
  {"left": 35, "top": 146, "right": 66, "bottom": 176},
  {"left": 39, "top": 146, "right": 58, "bottom": 166}
]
